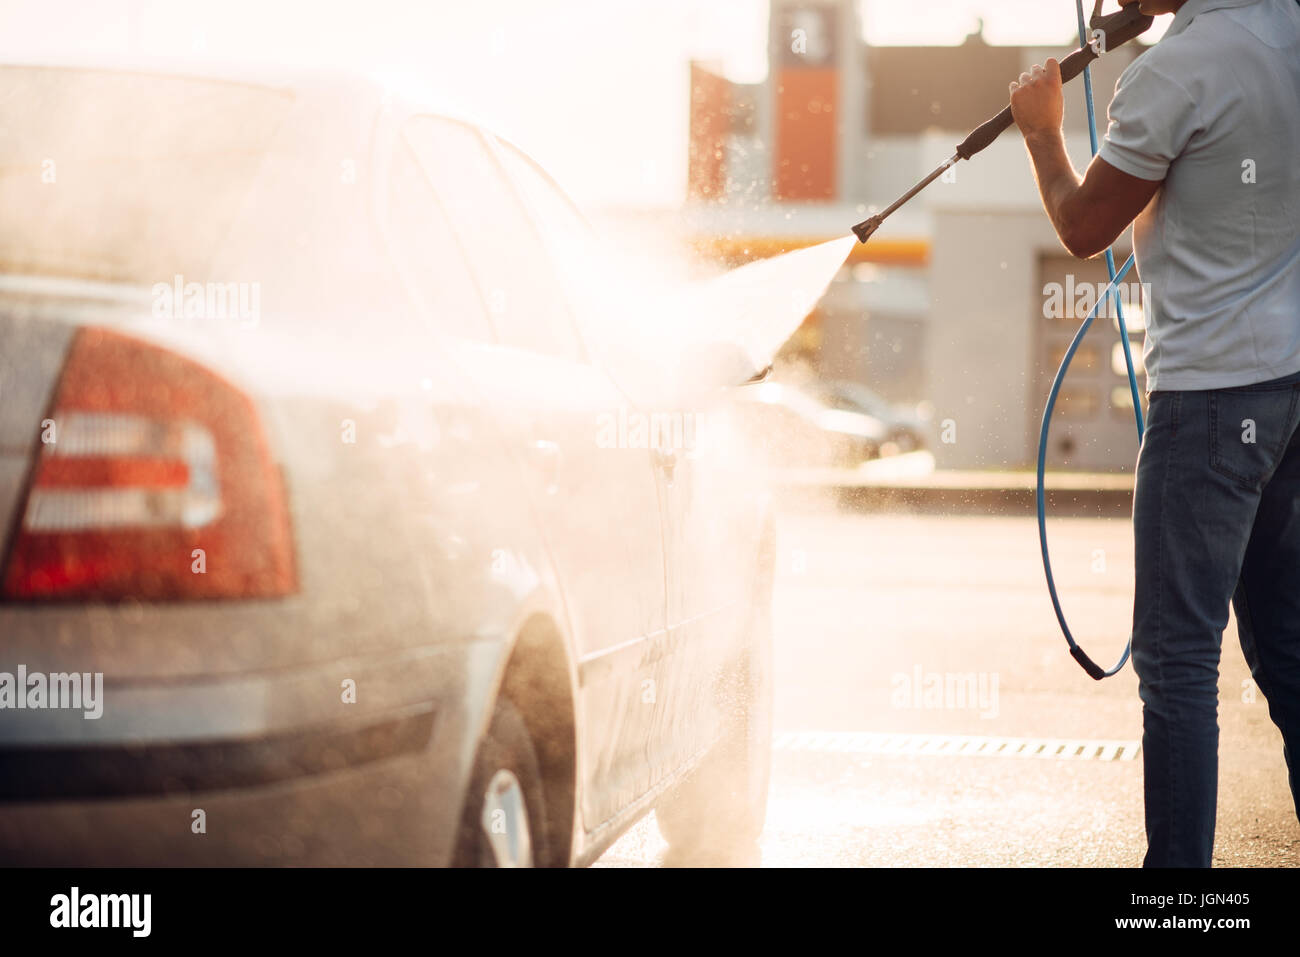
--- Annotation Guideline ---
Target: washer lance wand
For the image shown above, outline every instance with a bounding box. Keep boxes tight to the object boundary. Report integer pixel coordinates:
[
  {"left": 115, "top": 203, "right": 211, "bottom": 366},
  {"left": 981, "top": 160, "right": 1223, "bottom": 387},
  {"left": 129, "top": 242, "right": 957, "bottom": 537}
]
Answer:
[{"left": 851, "top": 1, "right": 1154, "bottom": 245}]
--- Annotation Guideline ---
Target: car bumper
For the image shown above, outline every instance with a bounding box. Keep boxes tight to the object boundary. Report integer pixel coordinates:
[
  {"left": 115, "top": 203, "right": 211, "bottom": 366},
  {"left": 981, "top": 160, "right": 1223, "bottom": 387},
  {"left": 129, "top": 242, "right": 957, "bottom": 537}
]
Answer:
[{"left": 0, "top": 639, "right": 506, "bottom": 866}]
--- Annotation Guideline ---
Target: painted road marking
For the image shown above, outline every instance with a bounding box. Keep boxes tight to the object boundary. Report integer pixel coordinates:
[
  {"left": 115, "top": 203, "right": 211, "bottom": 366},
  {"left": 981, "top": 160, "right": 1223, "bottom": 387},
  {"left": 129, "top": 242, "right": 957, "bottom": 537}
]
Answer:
[{"left": 774, "top": 731, "right": 1140, "bottom": 761}]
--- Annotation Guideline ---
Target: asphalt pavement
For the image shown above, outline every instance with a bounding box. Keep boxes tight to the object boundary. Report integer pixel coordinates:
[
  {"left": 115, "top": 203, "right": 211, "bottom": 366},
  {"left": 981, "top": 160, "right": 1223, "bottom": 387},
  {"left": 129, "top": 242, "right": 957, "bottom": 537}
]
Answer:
[{"left": 597, "top": 503, "right": 1300, "bottom": 866}]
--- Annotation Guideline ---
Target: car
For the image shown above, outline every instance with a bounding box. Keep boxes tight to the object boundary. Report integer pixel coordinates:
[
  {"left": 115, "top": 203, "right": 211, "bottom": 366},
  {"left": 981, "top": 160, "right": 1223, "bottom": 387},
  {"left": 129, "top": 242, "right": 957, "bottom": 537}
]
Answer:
[
  {"left": 724, "top": 381, "right": 888, "bottom": 469},
  {"left": 0, "top": 60, "right": 779, "bottom": 867},
  {"left": 809, "top": 380, "right": 930, "bottom": 455}
]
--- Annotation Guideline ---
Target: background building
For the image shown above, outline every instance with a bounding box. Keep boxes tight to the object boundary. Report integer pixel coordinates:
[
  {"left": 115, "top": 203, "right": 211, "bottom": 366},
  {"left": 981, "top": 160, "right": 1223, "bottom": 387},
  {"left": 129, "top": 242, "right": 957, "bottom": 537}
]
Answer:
[{"left": 687, "top": 0, "right": 1151, "bottom": 471}]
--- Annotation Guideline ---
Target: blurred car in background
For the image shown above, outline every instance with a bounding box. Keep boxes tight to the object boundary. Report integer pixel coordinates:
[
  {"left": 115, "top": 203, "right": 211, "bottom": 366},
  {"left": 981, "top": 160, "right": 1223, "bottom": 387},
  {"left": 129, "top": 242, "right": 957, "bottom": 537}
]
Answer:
[
  {"left": 0, "top": 60, "right": 778, "bottom": 867},
  {"left": 724, "top": 380, "right": 888, "bottom": 469},
  {"left": 803, "top": 379, "right": 930, "bottom": 456}
]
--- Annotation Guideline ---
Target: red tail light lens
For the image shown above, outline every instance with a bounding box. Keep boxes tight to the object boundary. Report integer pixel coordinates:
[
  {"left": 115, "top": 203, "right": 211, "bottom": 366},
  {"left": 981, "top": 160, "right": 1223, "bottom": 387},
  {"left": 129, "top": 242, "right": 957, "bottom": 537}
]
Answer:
[{"left": 1, "top": 327, "right": 296, "bottom": 600}]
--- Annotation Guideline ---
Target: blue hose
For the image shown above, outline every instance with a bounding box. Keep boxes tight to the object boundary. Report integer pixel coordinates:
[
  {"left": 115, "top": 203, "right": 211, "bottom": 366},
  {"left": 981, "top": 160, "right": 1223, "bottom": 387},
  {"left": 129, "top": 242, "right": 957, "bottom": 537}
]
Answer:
[{"left": 1036, "top": 0, "right": 1146, "bottom": 680}]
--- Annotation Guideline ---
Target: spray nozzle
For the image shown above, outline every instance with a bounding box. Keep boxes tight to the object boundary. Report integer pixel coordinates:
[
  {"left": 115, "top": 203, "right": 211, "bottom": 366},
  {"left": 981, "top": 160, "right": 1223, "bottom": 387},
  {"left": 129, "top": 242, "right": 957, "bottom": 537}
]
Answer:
[{"left": 851, "top": 215, "right": 883, "bottom": 244}]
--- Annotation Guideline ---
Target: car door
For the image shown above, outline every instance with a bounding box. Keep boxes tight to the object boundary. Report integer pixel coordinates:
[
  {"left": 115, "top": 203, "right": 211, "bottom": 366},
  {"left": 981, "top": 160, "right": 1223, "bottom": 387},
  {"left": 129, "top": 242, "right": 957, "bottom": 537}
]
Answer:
[
  {"left": 494, "top": 142, "right": 761, "bottom": 780},
  {"left": 399, "top": 115, "right": 670, "bottom": 828}
]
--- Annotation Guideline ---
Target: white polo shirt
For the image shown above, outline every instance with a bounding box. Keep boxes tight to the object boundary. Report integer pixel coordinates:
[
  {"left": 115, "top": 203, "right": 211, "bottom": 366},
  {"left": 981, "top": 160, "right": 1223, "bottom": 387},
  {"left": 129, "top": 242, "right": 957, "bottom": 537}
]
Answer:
[{"left": 1098, "top": 0, "right": 1300, "bottom": 391}]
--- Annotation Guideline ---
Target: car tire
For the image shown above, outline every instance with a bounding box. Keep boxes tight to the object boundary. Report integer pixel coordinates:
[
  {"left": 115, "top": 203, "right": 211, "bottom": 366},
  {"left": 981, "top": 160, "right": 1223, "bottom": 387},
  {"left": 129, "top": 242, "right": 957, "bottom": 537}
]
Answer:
[
  {"left": 655, "top": 537, "right": 774, "bottom": 863},
  {"left": 452, "top": 694, "right": 550, "bottom": 867}
]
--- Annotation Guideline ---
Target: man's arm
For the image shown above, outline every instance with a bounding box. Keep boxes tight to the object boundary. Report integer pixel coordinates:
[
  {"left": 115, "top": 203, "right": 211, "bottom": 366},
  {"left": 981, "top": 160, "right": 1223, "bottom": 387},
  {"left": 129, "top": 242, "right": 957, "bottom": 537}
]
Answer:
[{"left": 1010, "top": 58, "right": 1162, "bottom": 260}]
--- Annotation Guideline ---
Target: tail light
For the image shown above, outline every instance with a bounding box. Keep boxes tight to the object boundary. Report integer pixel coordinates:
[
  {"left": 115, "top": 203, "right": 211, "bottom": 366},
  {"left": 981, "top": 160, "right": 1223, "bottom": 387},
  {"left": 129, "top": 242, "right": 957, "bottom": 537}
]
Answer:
[{"left": 1, "top": 327, "right": 296, "bottom": 600}]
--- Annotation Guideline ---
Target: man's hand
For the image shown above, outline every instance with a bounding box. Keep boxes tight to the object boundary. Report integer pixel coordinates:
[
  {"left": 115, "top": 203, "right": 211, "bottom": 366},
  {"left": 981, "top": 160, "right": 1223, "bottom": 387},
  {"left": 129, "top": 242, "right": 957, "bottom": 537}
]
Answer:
[
  {"left": 1010, "top": 58, "right": 1064, "bottom": 140},
  {"left": 1008, "top": 54, "right": 1160, "bottom": 259}
]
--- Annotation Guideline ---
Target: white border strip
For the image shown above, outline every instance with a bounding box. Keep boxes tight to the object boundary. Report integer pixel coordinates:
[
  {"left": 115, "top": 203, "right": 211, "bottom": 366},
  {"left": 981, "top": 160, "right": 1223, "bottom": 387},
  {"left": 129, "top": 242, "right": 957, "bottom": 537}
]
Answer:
[{"left": 774, "top": 731, "right": 1140, "bottom": 761}]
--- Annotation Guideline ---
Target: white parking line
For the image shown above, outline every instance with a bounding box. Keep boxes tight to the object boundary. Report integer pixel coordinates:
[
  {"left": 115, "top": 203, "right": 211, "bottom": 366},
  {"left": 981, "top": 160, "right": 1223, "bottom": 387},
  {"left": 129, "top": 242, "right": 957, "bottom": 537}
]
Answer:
[{"left": 773, "top": 731, "right": 1141, "bottom": 761}]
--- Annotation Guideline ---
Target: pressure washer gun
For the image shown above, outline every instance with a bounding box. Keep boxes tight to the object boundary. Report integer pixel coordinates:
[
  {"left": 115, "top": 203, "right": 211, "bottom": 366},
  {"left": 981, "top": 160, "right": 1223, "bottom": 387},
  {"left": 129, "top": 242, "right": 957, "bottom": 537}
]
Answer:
[{"left": 851, "top": 0, "right": 1155, "bottom": 244}]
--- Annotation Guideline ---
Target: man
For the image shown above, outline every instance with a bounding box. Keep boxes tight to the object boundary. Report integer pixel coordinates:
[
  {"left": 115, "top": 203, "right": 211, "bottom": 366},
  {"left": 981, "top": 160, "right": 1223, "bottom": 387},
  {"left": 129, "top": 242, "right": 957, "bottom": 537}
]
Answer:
[{"left": 1009, "top": 0, "right": 1300, "bottom": 867}]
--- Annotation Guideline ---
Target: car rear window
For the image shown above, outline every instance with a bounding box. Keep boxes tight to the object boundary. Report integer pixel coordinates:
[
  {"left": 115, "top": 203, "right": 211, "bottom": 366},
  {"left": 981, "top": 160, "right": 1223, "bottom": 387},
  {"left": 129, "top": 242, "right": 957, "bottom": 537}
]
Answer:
[{"left": 0, "top": 67, "right": 293, "bottom": 284}]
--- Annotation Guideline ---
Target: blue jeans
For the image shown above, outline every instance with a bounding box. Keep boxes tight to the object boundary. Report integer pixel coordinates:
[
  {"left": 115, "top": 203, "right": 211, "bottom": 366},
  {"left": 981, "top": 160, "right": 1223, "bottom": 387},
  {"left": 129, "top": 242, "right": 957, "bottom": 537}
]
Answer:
[{"left": 1133, "top": 368, "right": 1300, "bottom": 867}]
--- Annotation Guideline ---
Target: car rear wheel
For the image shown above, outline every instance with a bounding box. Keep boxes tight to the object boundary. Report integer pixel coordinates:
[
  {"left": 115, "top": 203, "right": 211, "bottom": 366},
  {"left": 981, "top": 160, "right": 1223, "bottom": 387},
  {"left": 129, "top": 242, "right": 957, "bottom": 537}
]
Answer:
[
  {"left": 452, "top": 695, "right": 549, "bottom": 867},
  {"left": 655, "top": 540, "right": 774, "bottom": 863}
]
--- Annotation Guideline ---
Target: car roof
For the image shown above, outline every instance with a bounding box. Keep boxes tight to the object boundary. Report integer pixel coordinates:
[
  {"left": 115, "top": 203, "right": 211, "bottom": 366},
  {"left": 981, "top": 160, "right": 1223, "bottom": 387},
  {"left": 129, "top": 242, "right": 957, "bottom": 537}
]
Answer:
[{"left": 0, "top": 54, "right": 490, "bottom": 131}]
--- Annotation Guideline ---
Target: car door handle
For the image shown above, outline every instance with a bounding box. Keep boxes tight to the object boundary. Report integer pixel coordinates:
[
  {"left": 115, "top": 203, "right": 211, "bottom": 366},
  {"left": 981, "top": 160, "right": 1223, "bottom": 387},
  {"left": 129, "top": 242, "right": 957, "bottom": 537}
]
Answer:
[
  {"left": 530, "top": 439, "right": 562, "bottom": 495},
  {"left": 654, "top": 447, "right": 677, "bottom": 485}
]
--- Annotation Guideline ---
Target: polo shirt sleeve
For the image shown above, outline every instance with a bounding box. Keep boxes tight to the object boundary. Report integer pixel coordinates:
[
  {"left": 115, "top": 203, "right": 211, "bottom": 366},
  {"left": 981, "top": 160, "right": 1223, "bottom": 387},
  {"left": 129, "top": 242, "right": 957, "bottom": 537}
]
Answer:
[{"left": 1098, "top": 57, "right": 1202, "bottom": 181}]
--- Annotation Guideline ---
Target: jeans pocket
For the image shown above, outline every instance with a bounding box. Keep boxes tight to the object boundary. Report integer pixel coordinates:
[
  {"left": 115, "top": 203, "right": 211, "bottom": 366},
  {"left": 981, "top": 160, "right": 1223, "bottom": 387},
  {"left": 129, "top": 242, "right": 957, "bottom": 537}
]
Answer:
[{"left": 1208, "top": 386, "right": 1300, "bottom": 490}]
